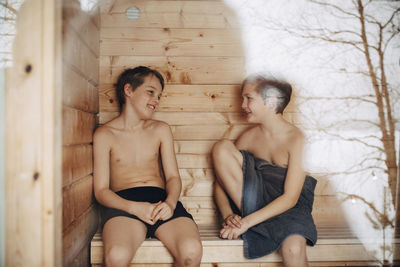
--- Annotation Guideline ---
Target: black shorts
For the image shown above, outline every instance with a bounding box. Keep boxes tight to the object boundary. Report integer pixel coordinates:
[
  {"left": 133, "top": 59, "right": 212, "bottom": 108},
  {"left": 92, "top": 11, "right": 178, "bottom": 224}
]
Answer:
[{"left": 101, "top": 186, "right": 194, "bottom": 238}]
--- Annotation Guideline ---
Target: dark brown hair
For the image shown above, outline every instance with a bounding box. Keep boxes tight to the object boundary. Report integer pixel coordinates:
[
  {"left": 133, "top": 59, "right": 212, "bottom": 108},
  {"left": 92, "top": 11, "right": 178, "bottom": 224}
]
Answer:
[{"left": 115, "top": 66, "right": 164, "bottom": 110}]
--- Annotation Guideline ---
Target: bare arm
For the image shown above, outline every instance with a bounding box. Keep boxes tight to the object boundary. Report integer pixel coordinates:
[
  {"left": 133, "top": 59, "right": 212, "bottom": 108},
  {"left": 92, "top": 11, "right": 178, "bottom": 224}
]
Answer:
[
  {"left": 93, "top": 127, "right": 157, "bottom": 224},
  {"left": 152, "top": 123, "right": 182, "bottom": 220},
  {"left": 215, "top": 180, "right": 242, "bottom": 228},
  {"left": 214, "top": 180, "right": 234, "bottom": 220}
]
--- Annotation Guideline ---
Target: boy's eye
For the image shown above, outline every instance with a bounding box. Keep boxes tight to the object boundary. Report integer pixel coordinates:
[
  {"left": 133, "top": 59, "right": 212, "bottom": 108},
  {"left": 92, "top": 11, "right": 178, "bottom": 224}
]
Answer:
[{"left": 147, "top": 90, "right": 153, "bottom": 95}]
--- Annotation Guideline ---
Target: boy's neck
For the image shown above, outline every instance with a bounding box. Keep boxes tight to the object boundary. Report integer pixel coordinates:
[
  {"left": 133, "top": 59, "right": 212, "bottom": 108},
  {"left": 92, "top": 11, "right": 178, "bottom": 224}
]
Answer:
[
  {"left": 119, "top": 105, "right": 144, "bottom": 130},
  {"left": 259, "top": 113, "right": 287, "bottom": 135}
]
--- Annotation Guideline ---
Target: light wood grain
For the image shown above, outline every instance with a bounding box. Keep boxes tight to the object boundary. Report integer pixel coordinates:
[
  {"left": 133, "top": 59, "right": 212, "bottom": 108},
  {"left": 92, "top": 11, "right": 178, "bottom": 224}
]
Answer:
[
  {"left": 63, "top": 65, "right": 99, "bottom": 113},
  {"left": 100, "top": 0, "right": 239, "bottom": 28},
  {"left": 62, "top": 144, "right": 93, "bottom": 187},
  {"left": 64, "top": 206, "right": 98, "bottom": 267},
  {"left": 63, "top": 21, "right": 99, "bottom": 85},
  {"left": 100, "top": 83, "right": 242, "bottom": 112},
  {"left": 99, "top": 56, "right": 245, "bottom": 84},
  {"left": 62, "top": 0, "right": 100, "bottom": 266},
  {"left": 178, "top": 195, "right": 350, "bottom": 227},
  {"left": 63, "top": 107, "right": 96, "bottom": 145},
  {"left": 101, "top": 41, "right": 243, "bottom": 57},
  {"left": 171, "top": 124, "right": 251, "bottom": 140},
  {"left": 5, "top": 0, "right": 62, "bottom": 265},
  {"left": 63, "top": 0, "right": 100, "bottom": 57},
  {"left": 101, "top": 28, "right": 242, "bottom": 44},
  {"left": 91, "top": 226, "right": 381, "bottom": 265},
  {"left": 62, "top": 175, "right": 94, "bottom": 237}
]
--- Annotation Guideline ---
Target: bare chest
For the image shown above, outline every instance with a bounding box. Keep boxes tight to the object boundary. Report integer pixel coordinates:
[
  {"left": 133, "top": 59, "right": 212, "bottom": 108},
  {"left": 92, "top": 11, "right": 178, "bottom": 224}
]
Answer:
[
  {"left": 110, "top": 133, "right": 160, "bottom": 166},
  {"left": 245, "top": 134, "right": 289, "bottom": 168}
]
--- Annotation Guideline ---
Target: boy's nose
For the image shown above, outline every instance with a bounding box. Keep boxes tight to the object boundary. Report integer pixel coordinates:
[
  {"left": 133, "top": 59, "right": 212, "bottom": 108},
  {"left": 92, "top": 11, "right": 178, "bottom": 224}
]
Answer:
[{"left": 241, "top": 99, "right": 247, "bottom": 109}]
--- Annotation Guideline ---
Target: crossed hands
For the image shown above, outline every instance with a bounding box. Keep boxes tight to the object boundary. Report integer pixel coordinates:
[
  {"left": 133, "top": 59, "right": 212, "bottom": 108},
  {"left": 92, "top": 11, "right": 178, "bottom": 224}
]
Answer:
[
  {"left": 134, "top": 201, "right": 174, "bottom": 225},
  {"left": 219, "top": 214, "right": 249, "bottom": 240}
]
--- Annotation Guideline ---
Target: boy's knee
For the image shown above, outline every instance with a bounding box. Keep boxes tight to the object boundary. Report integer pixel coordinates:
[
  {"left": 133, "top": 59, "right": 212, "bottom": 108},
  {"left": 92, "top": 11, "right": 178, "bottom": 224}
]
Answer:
[
  {"left": 281, "top": 239, "right": 306, "bottom": 262},
  {"left": 212, "top": 139, "right": 234, "bottom": 159},
  {"left": 105, "top": 245, "right": 132, "bottom": 267},
  {"left": 177, "top": 238, "right": 202, "bottom": 266}
]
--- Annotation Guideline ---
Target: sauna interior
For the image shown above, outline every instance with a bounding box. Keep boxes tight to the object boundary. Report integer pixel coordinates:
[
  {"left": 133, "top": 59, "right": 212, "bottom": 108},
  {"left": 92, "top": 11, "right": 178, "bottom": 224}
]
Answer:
[{"left": 4, "top": 0, "right": 399, "bottom": 266}]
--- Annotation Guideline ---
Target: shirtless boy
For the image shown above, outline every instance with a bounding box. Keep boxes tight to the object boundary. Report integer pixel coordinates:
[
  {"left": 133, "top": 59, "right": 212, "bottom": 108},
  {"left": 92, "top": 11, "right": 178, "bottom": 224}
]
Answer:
[
  {"left": 212, "top": 75, "right": 317, "bottom": 267},
  {"left": 94, "top": 66, "right": 202, "bottom": 267}
]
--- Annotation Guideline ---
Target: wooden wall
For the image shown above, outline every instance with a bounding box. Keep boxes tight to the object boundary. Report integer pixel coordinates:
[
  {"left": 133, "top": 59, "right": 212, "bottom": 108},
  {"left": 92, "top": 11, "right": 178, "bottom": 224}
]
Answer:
[
  {"left": 62, "top": 1, "right": 100, "bottom": 266},
  {"left": 98, "top": 0, "right": 346, "bottom": 228},
  {"left": 99, "top": 0, "right": 244, "bottom": 226},
  {"left": 5, "top": 0, "right": 62, "bottom": 265}
]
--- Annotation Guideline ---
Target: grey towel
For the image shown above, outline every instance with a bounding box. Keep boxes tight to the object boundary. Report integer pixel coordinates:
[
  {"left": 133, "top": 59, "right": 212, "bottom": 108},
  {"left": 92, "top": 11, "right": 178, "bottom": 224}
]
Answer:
[{"left": 240, "top": 150, "right": 318, "bottom": 259}]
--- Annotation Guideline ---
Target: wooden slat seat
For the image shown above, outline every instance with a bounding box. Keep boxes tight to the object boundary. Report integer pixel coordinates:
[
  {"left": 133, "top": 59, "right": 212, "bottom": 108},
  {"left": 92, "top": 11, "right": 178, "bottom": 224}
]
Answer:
[{"left": 90, "top": 224, "right": 383, "bottom": 266}]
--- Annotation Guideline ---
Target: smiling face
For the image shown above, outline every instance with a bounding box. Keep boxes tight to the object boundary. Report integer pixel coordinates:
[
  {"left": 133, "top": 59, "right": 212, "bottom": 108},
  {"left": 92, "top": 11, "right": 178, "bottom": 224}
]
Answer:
[
  {"left": 125, "top": 74, "right": 163, "bottom": 120},
  {"left": 241, "top": 82, "right": 269, "bottom": 123}
]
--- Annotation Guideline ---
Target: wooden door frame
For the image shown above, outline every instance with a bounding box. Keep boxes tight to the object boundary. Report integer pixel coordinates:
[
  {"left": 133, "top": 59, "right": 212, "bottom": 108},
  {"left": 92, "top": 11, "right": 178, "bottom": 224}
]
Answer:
[{"left": 5, "top": 0, "right": 62, "bottom": 266}]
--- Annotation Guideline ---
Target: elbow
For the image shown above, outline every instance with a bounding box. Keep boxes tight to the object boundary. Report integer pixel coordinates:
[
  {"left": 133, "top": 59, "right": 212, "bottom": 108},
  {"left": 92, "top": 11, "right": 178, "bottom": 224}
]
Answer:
[
  {"left": 94, "top": 187, "right": 106, "bottom": 203},
  {"left": 286, "top": 196, "right": 299, "bottom": 210}
]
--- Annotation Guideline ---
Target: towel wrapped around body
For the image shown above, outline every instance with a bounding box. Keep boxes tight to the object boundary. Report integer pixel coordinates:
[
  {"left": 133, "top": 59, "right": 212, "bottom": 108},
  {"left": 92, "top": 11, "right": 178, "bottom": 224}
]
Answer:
[{"left": 238, "top": 150, "right": 318, "bottom": 259}]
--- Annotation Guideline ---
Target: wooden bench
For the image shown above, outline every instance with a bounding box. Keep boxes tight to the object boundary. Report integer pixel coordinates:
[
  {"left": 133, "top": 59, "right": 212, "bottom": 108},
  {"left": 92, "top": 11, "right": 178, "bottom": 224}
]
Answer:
[{"left": 90, "top": 224, "right": 384, "bottom": 266}]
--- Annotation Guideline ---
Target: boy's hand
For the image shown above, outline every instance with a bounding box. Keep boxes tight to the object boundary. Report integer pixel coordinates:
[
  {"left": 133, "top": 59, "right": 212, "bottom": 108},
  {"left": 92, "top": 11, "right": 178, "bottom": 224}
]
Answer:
[
  {"left": 223, "top": 214, "right": 242, "bottom": 228},
  {"left": 219, "top": 222, "right": 249, "bottom": 240},
  {"left": 132, "top": 201, "right": 161, "bottom": 225},
  {"left": 151, "top": 201, "right": 174, "bottom": 221}
]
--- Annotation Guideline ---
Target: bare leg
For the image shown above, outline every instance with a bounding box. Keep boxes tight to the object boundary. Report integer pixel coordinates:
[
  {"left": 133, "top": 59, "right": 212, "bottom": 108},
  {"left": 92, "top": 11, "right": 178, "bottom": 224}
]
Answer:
[
  {"left": 102, "top": 217, "right": 147, "bottom": 267},
  {"left": 155, "top": 217, "right": 202, "bottom": 267},
  {"left": 280, "top": 235, "right": 308, "bottom": 267},
  {"left": 212, "top": 139, "right": 244, "bottom": 210}
]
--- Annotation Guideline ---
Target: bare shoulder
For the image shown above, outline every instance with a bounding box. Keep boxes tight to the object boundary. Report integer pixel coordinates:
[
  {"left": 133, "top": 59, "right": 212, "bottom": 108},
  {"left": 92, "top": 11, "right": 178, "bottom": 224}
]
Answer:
[
  {"left": 286, "top": 124, "right": 305, "bottom": 149},
  {"left": 145, "top": 119, "right": 171, "bottom": 132},
  {"left": 93, "top": 123, "right": 113, "bottom": 143},
  {"left": 144, "top": 120, "right": 173, "bottom": 142},
  {"left": 235, "top": 125, "right": 258, "bottom": 149}
]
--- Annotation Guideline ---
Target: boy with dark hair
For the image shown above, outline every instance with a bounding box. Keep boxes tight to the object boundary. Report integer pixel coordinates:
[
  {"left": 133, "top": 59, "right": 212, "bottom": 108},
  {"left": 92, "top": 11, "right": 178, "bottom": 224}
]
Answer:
[
  {"left": 94, "top": 66, "right": 202, "bottom": 267},
  {"left": 212, "top": 75, "right": 317, "bottom": 267}
]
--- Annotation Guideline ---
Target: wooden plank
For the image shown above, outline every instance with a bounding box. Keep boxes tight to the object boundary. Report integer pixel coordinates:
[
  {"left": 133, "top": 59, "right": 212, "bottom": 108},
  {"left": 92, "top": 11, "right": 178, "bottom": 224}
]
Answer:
[
  {"left": 155, "top": 112, "right": 247, "bottom": 125},
  {"left": 63, "top": 0, "right": 100, "bottom": 57},
  {"left": 62, "top": 185, "right": 75, "bottom": 232},
  {"left": 62, "top": 175, "right": 94, "bottom": 231},
  {"left": 100, "top": 26, "right": 244, "bottom": 57},
  {"left": 171, "top": 124, "right": 250, "bottom": 140},
  {"left": 62, "top": 144, "right": 93, "bottom": 187},
  {"left": 5, "top": 0, "right": 62, "bottom": 265},
  {"left": 101, "top": 28, "right": 242, "bottom": 44},
  {"left": 91, "top": 226, "right": 376, "bottom": 264},
  {"left": 180, "top": 196, "right": 219, "bottom": 225},
  {"left": 176, "top": 154, "right": 211, "bottom": 169},
  {"left": 178, "top": 195, "right": 349, "bottom": 227},
  {"left": 63, "top": 106, "right": 96, "bottom": 145},
  {"left": 100, "top": 0, "right": 239, "bottom": 29},
  {"left": 174, "top": 141, "right": 216, "bottom": 154},
  {"left": 99, "top": 56, "right": 245, "bottom": 84},
  {"left": 73, "top": 175, "right": 94, "bottom": 220},
  {"left": 179, "top": 168, "right": 330, "bottom": 197},
  {"left": 99, "top": 111, "right": 296, "bottom": 128},
  {"left": 99, "top": 84, "right": 242, "bottom": 112},
  {"left": 63, "top": 21, "right": 99, "bottom": 85},
  {"left": 180, "top": 168, "right": 214, "bottom": 197},
  {"left": 101, "top": 41, "right": 243, "bottom": 57},
  {"left": 63, "top": 65, "right": 99, "bottom": 113},
  {"left": 63, "top": 205, "right": 98, "bottom": 267},
  {"left": 70, "top": 242, "right": 90, "bottom": 267}
]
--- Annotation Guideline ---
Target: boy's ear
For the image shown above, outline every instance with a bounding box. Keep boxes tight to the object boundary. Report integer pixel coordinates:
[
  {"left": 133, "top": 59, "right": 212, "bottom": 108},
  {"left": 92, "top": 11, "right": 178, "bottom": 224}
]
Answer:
[
  {"left": 123, "top": 83, "right": 133, "bottom": 97},
  {"left": 266, "top": 97, "right": 277, "bottom": 110}
]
